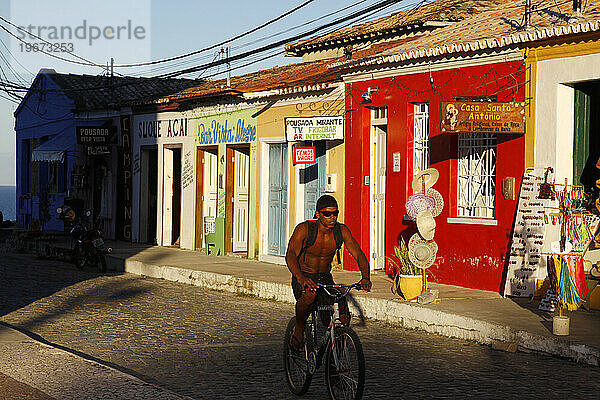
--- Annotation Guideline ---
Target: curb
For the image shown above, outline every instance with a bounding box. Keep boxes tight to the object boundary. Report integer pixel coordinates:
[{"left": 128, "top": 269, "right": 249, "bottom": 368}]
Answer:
[{"left": 119, "top": 256, "right": 600, "bottom": 367}]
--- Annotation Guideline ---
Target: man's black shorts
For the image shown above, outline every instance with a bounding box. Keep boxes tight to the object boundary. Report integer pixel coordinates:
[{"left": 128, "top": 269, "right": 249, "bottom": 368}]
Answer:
[{"left": 291, "top": 272, "right": 349, "bottom": 319}]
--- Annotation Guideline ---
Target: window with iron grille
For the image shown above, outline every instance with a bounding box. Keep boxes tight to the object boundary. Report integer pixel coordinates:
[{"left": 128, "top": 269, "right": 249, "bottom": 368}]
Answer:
[
  {"left": 457, "top": 132, "right": 496, "bottom": 218},
  {"left": 413, "top": 103, "right": 429, "bottom": 180}
]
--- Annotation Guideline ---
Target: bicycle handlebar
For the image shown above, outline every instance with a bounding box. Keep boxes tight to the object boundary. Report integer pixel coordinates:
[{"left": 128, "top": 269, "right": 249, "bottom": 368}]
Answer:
[{"left": 317, "top": 283, "right": 361, "bottom": 298}]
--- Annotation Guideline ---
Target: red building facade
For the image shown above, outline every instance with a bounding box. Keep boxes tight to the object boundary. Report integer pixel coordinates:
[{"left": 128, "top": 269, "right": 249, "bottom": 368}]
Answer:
[{"left": 342, "top": 58, "right": 526, "bottom": 292}]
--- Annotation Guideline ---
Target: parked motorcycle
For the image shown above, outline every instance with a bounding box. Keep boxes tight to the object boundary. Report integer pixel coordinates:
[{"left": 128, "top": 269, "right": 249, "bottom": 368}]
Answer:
[{"left": 57, "top": 207, "right": 111, "bottom": 272}]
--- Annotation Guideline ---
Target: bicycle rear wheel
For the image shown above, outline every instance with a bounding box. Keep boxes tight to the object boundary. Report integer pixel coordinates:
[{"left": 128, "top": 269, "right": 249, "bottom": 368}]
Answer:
[
  {"left": 283, "top": 316, "right": 313, "bottom": 395},
  {"left": 325, "top": 326, "right": 365, "bottom": 400}
]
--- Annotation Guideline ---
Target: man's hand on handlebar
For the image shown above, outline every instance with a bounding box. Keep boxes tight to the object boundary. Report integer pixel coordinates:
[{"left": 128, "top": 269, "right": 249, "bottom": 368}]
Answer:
[
  {"left": 300, "top": 276, "right": 318, "bottom": 293},
  {"left": 357, "top": 278, "right": 372, "bottom": 292}
]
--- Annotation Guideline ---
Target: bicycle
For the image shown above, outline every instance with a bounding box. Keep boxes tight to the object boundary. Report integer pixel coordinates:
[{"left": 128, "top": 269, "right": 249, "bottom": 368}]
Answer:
[{"left": 283, "top": 283, "right": 365, "bottom": 400}]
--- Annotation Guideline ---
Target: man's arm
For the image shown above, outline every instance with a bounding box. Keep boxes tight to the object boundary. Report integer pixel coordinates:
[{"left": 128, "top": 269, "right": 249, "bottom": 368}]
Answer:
[
  {"left": 285, "top": 223, "right": 318, "bottom": 292},
  {"left": 339, "top": 224, "right": 372, "bottom": 291}
]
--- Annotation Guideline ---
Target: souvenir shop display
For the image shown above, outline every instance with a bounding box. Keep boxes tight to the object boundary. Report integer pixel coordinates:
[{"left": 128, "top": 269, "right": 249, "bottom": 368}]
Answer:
[
  {"left": 393, "top": 168, "right": 444, "bottom": 302},
  {"left": 540, "top": 177, "right": 599, "bottom": 335},
  {"left": 504, "top": 168, "right": 551, "bottom": 297},
  {"left": 505, "top": 168, "right": 600, "bottom": 334}
]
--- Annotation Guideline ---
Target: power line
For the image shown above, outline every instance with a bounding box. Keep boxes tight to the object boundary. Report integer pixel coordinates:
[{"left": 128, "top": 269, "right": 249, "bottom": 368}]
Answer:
[
  {"left": 127, "top": 0, "right": 375, "bottom": 78},
  {"left": 192, "top": 0, "right": 418, "bottom": 84},
  {"left": 0, "top": 15, "right": 103, "bottom": 69},
  {"left": 111, "top": 0, "right": 319, "bottom": 68},
  {"left": 157, "top": 0, "right": 403, "bottom": 78},
  {"left": 0, "top": 23, "right": 102, "bottom": 69}
]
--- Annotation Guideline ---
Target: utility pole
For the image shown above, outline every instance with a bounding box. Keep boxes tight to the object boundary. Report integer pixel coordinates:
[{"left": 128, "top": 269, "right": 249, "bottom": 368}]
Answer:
[
  {"left": 524, "top": 0, "right": 531, "bottom": 30},
  {"left": 226, "top": 46, "right": 231, "bottom": 88},
  {"left": 570, "top": 0, "right": 583, "bottom": 21},
  {"left": 110, "top": 57, "right": 114, "bottom": 77}
]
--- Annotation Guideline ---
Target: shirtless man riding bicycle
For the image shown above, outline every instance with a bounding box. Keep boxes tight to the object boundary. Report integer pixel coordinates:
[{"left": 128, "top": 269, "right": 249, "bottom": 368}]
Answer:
[{"left": 285, "top": 195, "right": 372, "bottom": 353}]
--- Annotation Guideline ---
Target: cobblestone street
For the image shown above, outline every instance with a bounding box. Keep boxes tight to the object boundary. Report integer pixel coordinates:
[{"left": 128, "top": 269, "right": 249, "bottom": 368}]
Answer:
[{"left": 1, "top": 254, "right": 600, "bottom": 399}]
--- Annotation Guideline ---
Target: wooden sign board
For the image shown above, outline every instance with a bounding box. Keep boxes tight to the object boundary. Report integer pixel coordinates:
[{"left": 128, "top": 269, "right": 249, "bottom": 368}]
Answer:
[
  {"left": 504, "top": 169, "right": 549, "bottom": 297},
  {"left": 441, "top": 101, "right": 525, "bottom": 134}
]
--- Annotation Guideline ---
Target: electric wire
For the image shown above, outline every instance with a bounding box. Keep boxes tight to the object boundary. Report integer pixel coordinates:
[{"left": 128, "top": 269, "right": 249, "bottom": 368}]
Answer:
[
  {"left": 156, "top": 0, "right": 405, "bottom": 78},
  {"left": 130, "top": 0, "right": 393, "bottom": 78}
]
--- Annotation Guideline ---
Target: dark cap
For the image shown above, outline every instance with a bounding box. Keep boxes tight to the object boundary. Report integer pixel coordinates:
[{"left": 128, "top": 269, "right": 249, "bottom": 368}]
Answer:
[{"left": 316, "top": 195, "right": 338, "bottom": 211}]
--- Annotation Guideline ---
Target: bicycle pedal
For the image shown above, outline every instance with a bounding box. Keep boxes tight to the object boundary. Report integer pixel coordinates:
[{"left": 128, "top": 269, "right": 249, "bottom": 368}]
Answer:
[{"left": 307, "top": 352, "right": 317, "bottom": 375}]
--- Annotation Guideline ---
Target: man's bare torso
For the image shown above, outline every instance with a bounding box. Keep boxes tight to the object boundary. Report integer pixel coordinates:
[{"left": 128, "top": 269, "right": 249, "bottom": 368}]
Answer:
[{"left": 299, "top": 222, "right": 339, "bottom": 274}]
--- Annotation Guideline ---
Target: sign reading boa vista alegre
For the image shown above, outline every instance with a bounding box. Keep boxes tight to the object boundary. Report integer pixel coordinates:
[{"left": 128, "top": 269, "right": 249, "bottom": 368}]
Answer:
[{"left": 193, "top": 109, "right": 257, "bottom": 145}]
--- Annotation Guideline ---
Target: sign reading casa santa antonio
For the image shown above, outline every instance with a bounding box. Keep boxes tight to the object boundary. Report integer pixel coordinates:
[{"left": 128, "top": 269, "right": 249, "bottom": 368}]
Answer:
[{"left": 441, "top": 101, "right": 525, "bottom": 134}]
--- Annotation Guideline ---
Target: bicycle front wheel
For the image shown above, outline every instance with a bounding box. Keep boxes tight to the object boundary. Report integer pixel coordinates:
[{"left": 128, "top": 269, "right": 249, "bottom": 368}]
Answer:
[
  {"left": 283, "top": 316, "right": 313, "bottom": 395},
  {"left": 325, "top": 326, "right": 365, "bottom": 400}
]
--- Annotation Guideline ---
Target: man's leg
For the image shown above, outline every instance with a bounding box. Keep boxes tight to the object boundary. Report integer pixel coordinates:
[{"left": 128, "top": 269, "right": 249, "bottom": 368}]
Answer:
[
  {"left": 338, "top": 297, "right": 350, "bottom": 326},
  {"left": 292, "top": 291, "right": 316, "bottom": 345}
]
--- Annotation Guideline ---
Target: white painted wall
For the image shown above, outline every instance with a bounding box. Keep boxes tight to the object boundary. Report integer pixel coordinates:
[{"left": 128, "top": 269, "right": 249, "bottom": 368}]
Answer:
[
  {"left": 535, "top": 52, "right": 600, "bottom": 180},
  {"left": 132, "top": 112, "right": 195, "bottom": 250}
]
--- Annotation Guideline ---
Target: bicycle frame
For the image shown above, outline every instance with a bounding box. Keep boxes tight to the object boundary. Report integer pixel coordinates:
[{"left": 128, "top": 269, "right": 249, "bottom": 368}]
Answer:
[{"left": 308, "top": 284, "right": 358, "bottom": 371}]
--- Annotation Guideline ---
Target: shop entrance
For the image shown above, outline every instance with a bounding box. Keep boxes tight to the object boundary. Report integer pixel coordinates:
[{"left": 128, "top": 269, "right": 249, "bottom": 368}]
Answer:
[
  {"left": 370, "top": 108, "right": 387, "bottom": 270},
  {"left": 573, "top": 81, "right": 600, "bottom": 194},
  {"left": 268, "top": 143, "right": 288, "bottom": 256},
  {"left": 194, "top": 147, "right": 218, "bottom": 250},
  {"left": 140, "top": 146, "right": 157, "bottom": 244},
  {"left": 232, "top": 146, "right": 250, "bottom": 252},
  {"left": 302, "top": 141, "right": 326, "bottom": 219},
  {"left": 162, "top": 146, "right": 182, "bottom": 246}
]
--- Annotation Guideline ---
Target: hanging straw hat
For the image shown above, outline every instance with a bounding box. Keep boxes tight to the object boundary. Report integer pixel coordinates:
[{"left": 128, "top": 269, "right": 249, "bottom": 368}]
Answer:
[
  {"left": 408, "top": 233, "right": 438, "bottom": 269},
  {"left": 416, "top": 209, "right": 436, "bottom": 241},
  {"left": 412, "top": 168, "right": 439, "bottom": 193},
  {"left": 425, "top": 188, "right": 444, "bottom": 217},
  {"left": 406, "top": 193, "right": 435, "bottom": 220}
]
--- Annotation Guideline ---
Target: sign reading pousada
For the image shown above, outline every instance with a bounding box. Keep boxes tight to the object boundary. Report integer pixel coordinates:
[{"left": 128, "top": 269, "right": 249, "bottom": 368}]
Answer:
[
  {"left": 286, "top": 116, "right": 344, "bottom": 141},
  {"left": 441, "top": 101, "right": 525, "bottom": 134}
]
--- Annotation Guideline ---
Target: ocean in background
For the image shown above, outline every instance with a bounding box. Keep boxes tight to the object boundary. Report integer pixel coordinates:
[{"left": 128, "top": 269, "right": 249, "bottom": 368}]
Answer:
[{"left": 0, "top": 186, "right": 16, "bottom": 221}]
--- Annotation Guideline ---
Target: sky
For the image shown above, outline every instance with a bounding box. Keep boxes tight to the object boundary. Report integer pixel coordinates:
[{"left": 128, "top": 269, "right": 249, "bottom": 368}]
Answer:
[{"left": 0, "top": 0, "right": 414, "bottom": 186}]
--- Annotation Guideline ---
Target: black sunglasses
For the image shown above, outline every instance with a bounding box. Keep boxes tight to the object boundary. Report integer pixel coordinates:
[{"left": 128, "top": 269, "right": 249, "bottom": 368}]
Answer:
[{"left": 319, "top": 210, "right": 339, "bottom": 217}]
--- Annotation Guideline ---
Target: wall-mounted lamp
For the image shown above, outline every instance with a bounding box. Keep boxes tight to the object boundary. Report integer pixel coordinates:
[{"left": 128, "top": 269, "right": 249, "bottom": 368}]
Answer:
[{"left": 361, "top": 86, "right": 378, "bottom": 103}]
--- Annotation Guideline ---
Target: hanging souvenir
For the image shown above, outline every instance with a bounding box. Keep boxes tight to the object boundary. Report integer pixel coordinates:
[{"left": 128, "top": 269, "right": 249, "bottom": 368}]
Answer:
[{"left": 538, "top": 167, "right": 555, "bottom": 200}]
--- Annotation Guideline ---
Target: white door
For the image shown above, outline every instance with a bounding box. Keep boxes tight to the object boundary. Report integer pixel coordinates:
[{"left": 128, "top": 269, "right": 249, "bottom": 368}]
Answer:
[
  {"left": 202, "top": 151, "right": 218, "bottom": 231},
  {"left": 371, "top": 125, "right": 387, "bottom": 270},
  {"left": 162, "top": 148, "right": 173, "bottom": 246},
  {"left": 233, "top": 148, "right": 250, "bottom": 252}
]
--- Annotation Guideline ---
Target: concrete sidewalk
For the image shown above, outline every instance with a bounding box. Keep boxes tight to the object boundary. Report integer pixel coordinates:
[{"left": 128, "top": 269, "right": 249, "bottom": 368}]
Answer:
[{"left": 97, "top": 241, "right": 600, "bottom": 367}]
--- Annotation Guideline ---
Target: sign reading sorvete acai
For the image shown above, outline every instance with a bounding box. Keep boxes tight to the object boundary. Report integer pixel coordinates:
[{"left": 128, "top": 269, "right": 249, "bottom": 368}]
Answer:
[
  {"left": 441, "top": 101, "right": 525, "bottom": 134},
  {"left": 286, "top": 116, "right": 344, "bottom": 141}
]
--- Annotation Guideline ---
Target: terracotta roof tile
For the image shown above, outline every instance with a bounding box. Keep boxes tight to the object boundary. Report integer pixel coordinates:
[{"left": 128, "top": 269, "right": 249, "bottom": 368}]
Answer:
[
  {"left": 46, "top": 72, "right": 199, "bottom": 110},
  {"left": 286, "top": 0, "right": 512, "bottom": 53},
  {"left": 163, "top": 38, "right": 418, "bottom": 103},
  {"left": 331, "top": 0, "right": 600, "bottom": 68}
]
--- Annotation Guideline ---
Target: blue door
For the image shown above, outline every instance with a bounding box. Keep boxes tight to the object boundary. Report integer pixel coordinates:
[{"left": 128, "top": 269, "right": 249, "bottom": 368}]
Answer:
[
  {"left": 268, "top": 143, "right": 288, "bottom": 255},
  {"left": 304, "top": 142, "right": 326, "bottom": 220}
]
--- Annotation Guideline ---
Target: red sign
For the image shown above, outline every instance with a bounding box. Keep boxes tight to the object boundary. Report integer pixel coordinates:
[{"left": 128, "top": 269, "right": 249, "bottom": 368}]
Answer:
[{"left": 293, "top": 146, "right": 316, "bottom": 164}]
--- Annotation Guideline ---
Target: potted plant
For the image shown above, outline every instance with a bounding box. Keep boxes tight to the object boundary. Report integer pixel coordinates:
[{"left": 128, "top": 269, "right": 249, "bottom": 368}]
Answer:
[{"left": 387, "top": 237, "right": 425, "bottom": 300}]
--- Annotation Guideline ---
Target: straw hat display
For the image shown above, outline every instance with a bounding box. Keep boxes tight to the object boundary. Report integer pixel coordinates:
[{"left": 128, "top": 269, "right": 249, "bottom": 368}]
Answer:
[
  {"left": 412, "top": 168, "right": 439, "bottom": 193},
  {"left": 406, "top": 193, "right": 436, "bottom": 220},
  {"left": 425, "top": 188, "right": 444, "bottom": 217},
  {"left": 408, "top": 233, "right": 438, "bottom": 269},
  {"left": 416, "top": 209, "right": 435, "bottom": 241}
]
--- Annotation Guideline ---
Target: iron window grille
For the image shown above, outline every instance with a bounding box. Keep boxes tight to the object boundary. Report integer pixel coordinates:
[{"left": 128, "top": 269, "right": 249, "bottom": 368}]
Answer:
[
  {"left": 457, "top": 132, "right": 496, "bottom": 218},
  {"left": 413, "top": 103, "right": 429, "bottom": 181}
]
